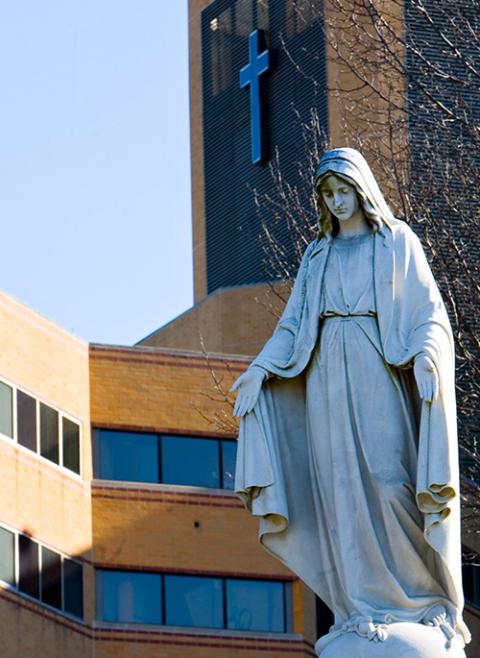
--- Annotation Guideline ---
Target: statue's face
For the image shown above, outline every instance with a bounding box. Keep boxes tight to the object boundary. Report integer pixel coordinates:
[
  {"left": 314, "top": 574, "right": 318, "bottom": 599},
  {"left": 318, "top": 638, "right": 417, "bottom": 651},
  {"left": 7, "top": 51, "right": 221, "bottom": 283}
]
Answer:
[{"left": 319, "top": 175, "right": 360, "bottom": 222}]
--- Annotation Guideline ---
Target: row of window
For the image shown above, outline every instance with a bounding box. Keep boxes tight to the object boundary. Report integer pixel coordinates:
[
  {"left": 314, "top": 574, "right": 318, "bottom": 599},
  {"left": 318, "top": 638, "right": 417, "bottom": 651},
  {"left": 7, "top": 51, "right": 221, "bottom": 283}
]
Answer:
[
  {"left": 0, "top": 524, "right": 287, "bottom": 633},
  {"left": 208, "top": 0, "right": 318, "bottom": 39},
  {"left": 0, "top": 380, "right": 81, "bottom": 475},
  {"left": 94, "top": 429, "right": 237, "bottom": 490},
  {"left": 0, "top": 526, "right": 83, "bottom": 619},
  {"left": 98, "top": 565, "right": 480, "bottom": 632},
  {"left": 2, "top": 525, "right": 478, "bottom": 631},
  {"left": 208, "top": 0, "right": 319, "bottom": 97},
  {"left": 97, "top": 569, "right": 291, "bottom": 632}
]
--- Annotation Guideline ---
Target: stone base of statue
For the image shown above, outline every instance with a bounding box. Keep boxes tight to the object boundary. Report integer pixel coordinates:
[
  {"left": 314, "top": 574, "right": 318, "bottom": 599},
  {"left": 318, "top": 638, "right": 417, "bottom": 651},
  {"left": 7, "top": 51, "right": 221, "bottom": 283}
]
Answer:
[{"left": 316, "top": 622, "right": 467, "bottom": 657}]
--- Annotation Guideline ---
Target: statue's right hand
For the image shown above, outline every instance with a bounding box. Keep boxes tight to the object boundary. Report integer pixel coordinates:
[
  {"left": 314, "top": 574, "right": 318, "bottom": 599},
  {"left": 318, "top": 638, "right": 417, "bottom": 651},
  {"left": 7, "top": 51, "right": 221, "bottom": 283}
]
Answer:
[{"left": 230, "top": 366, "right": 267, "bottom": 417}]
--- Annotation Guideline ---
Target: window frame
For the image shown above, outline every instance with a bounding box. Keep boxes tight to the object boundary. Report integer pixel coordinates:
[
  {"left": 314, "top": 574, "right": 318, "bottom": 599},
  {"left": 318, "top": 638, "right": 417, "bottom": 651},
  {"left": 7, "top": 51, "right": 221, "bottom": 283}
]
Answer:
[
  {"left": 0, "top": 374, "right": 82, "bottom": 479},
  {"left": 94, "top": 428, "right": 238, "bottom": 491},
  {"left": 39, "top": 402, "right": 60, "bottom": 466},
  {"left": 0, "top": 521, "right": 84, "bottom": 621},
  {"left": 160, "top": 434, "right": 223, "bottom": 489},
  {"left": 61, "top": 415, "right": 81, "bottom": 476},
  {"left": 0, "top": 380, "right": 14, "bottom": 440},
  {"left": 96, "top": 567, "right": 292, "bottom": 633}
]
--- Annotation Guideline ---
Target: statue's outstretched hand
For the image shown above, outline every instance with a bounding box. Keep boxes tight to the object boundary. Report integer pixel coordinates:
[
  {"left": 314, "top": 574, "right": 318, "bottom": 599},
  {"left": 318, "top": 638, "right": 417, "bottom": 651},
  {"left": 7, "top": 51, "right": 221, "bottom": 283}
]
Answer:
[
  {"left": 414, "top": 354, "right": 439, "bottom": 402},
  {"left": 230, "top": 366, "right": 267, "bottom": 417}
]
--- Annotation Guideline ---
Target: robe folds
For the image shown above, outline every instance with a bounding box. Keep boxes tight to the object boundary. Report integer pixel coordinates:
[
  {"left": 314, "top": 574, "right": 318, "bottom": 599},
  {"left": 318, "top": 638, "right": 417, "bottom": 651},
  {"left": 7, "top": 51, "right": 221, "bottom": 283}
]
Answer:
[{"left": 234, "top": 219, "right": 470, "bottom": 647}]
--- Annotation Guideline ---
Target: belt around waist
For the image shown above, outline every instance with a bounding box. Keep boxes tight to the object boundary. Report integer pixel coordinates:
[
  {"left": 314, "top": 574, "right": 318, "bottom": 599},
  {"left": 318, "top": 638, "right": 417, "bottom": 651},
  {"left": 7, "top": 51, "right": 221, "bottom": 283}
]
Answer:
[{"left": 321, "top": 310, "right": 377, "bottom": 318}]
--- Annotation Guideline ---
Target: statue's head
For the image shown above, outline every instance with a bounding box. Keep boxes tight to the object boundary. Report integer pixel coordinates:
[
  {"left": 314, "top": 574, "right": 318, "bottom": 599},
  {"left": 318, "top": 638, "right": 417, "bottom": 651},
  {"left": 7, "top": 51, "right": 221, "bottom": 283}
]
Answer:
[{"left": 314, "top": 147, "right": 394, "bottom": 238}]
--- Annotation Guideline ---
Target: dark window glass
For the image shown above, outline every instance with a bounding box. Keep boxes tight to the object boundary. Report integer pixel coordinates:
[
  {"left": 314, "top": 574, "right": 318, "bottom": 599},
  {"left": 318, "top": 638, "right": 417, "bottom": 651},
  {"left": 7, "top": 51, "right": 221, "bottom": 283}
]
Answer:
[
  {"left": 0, "top": 382, "right": 13, "bottom": 438},
  {"left": 463, "top": 563, "right": 480, "bottom": 608},
  {"left": 0, "top": 527, "right": 15, "bottom": 585},
  {"left": 164, "top": 575, "right": 223, "bottom": 629},
  {"left": 226, "top": 579, "right": 286, "bottom": 632},
  {"left": 17, "top": 390, "right": 37, "bottom": 452},
  {"left": 257, "top": 0, "right": 269, "bottom": 31},
  {"left": 63, "top": 418, "right": 80, "bottom": 474},
  {"left": 210, "top": 7, "right": 233, "bottom": 96},
  {"left": 98, "top": 570, "right": 162, "bottom": 624},
  {"left": 41, "top": 546, "right": 62, "bottom": 610},
  {"left": 162, "top": 436, "right": 220, "bottom": 488},
  {"left": 222, "top": 440, "right": 237, "bottom": 490},
  {"left": 19, "top": 535, "right": 39, "bottom": 598},
  {"left": 40, "top": 403, "right": 59, "bottom": 464},
  {"left": 236, "top": 0, "right": 253, "bottom": 36},
  {"left": 64, "top": 558, "right": 84, "bottom": 618},
  {"left": 97, "top": 430, "right": 159, "bottom": 483}
]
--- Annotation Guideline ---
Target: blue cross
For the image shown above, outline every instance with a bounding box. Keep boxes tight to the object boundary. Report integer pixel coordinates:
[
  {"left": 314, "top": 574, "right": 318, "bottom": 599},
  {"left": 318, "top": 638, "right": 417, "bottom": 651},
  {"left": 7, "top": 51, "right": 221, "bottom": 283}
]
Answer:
[{"left": 239, "top": 30, "right": 270, "bottom": 165}]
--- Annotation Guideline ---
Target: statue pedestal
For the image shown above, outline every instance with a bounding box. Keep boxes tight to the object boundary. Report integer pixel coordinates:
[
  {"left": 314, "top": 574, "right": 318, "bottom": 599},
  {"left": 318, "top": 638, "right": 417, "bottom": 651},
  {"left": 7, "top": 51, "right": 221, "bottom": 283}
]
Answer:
[{"left": 317, "top": 622, "right": 466, "bottom": 657}]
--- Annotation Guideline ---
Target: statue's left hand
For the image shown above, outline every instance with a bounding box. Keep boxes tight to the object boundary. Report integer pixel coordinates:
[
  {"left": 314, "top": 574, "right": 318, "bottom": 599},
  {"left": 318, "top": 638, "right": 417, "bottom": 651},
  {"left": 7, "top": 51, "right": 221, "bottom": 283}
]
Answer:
[{"left": 413, "top": 354, "right": 439, "bottom": 402}]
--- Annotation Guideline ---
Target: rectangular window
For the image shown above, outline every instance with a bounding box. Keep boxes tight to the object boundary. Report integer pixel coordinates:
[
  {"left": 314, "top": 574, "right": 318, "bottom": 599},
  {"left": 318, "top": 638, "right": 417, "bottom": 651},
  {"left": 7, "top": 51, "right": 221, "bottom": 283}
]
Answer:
[
  {"left": 226, "top": 579, "right": 286, "bottom": 632},
  {"left": 95, "top": 569, "right": 291, "bottom": 632},
  {"left": 97, "top": 570, "right": 162, "bottom": 624},
  {"left": 19, "top": 535, "right": 39, "bottom": 599},
  {"left": 0, "top": 527, "right": 15, "bottom": 585},
  {"left": 257, "top": 0, "right": 269, "bottom": 31},
  {"left": 62, "top": 417, "right": 80, "bottom": 474},
  {"left": 162, "top": 436, "right": 220, "bottom": 488},
  {"left": 94, "top": 429, "right": 235, "bottom": 491},
  {"left": 0, "top": 381, "right": 13, "bottom": 439},
  {"left": 63, "top": 558, "right": 84, "bottom": 618},
  {"left": 221, "top": 440, "right": 237, "bottom": 490},
  {"left": 96, "top": 430, "right": 159, "bottom": 483},
  {"left": 17, "top": 390, "right": 37, "bottom": 452},
  {"left": 40, "top": 403, "right": 59, "bottom": 464},
  {"left": 164, "top": 575, "right": 224, "bottom": 629},
  {"left": 210, "top": 7, "right": 233, "bottom": 96},
  {"left": 41, "top": 546, "right": 62, "bottom": 610},
  {"left": 463, "top": 563, "right": 480, "bottom": 609},
  {"left": 236, "top": 0, "right": 253, "bottom": 36}
]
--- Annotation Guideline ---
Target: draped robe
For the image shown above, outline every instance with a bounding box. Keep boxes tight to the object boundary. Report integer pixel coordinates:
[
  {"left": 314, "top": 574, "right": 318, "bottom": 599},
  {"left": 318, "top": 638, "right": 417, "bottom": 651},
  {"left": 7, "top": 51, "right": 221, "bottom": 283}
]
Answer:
[{"left": 235, "top": 220, "right": 470, "bottom": 649}]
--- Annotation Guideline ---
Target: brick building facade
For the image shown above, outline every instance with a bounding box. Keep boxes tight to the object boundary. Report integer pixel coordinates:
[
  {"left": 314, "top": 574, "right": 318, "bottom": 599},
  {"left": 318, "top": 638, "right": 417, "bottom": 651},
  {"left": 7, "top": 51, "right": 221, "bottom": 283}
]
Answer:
[{"left": 0, "top": 293, "right": 321, "bottom": 657}]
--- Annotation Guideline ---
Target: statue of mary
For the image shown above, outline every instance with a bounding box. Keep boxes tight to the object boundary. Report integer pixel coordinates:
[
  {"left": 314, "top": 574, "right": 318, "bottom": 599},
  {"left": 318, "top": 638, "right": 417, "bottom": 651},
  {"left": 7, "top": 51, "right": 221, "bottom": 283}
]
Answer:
[{"left": 231, "top": 148, "right": 471, "bottom": 656}]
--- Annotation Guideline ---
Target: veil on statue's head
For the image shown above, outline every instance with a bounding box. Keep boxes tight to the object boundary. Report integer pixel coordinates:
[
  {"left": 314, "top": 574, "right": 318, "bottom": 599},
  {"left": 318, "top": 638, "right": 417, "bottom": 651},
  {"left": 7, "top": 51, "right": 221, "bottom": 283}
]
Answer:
[{"left": 314, "top": 147, "right": 398, "bottom": 238}]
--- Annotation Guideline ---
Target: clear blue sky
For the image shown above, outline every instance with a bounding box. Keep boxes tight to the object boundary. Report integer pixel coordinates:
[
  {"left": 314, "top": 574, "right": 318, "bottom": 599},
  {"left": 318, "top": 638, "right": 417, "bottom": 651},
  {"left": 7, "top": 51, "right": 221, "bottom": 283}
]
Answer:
[{"left": 0, "top": 1, "right": 192, "bottom": 345}]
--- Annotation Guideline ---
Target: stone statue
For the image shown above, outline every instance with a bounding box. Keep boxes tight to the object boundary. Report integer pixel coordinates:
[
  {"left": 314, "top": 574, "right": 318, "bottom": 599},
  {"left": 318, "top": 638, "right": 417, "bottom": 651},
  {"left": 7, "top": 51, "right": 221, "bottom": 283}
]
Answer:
[{"left": 231, "top": 148, "right": 471, "bottom": 657}]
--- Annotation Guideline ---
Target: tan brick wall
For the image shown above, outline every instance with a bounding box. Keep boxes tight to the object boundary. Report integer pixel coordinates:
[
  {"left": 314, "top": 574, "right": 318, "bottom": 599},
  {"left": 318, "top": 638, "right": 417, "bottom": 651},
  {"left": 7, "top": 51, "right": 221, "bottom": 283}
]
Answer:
[
  {"left": 0, "top": 292, "right": 90, "bottom": 424},
  {"left": 94, "top": 629, "right": 315, "bottom": 658},
  {"left": 89, "top": 344, "right": 318, "bottom": 646},
  {"left": 0, "top": 292, "right": 93, "bottom": 652},
  {"left": 0, "top": 292, "right": 93, "bottom": 619},
  {"left": 0, "top": 440, "right": 92, "bottom": 587},
  {"left": 92, "top": 485, "right": 290, "bottom": 578},
  {"left": 0, "top": 587, "right": 92, "bottom": 658},
  {"left": 89, "top": 344, "right": 245, "bottom": 434},
  {"left": 138, "top": 282, "right": 289, "bottom": 357},
  {"left": 189, "top": 0, "right": 215, "bottom": 303}
]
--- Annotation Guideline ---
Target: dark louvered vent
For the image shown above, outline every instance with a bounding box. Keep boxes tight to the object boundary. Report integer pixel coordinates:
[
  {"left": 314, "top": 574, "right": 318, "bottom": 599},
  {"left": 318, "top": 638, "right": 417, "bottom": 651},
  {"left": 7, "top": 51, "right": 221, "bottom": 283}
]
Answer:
[{"left": 202, "top": 0, "right": 327, "bottom": 293}]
